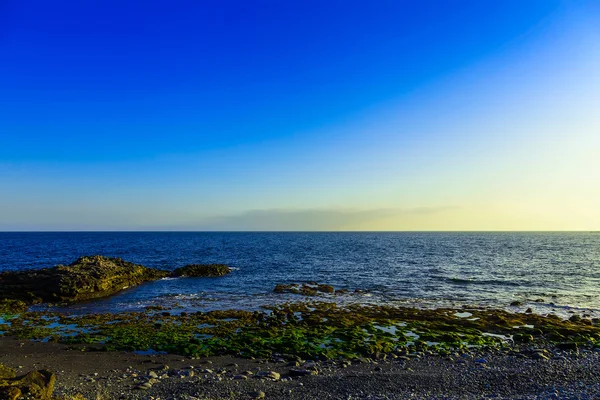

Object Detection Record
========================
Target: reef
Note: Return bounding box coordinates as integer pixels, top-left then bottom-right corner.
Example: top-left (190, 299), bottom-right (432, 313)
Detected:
top-left (0, 256), bottom-right (170, 304)
top-left (172, 264), bottom-right (231, 277)
top-left (2, 302), bottom-right (599, 362)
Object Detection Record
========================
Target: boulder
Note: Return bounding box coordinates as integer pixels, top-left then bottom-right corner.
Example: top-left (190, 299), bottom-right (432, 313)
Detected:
top-left (0, 255), bottom-right (169, 303)
top-left (171, 264), bottom-right (231, 277)
top-left (0, 366), bottom-right (55, 400)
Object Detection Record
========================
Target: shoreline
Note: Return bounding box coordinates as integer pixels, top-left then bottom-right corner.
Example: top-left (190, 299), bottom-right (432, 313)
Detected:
top-left (2, 301), bottom-right (600, 399)
top-left (1, 336), bottom-right (600, 399)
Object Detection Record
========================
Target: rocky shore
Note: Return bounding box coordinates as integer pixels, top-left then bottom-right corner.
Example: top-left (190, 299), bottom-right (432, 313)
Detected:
top-left (0, 256), bottom-right (231, 307)
top-left (2, 256), bottom-right (600, 399)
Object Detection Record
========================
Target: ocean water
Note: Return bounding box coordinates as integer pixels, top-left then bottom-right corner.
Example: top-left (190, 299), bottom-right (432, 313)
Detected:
top-left (1, 232), bottom-right (599, 317)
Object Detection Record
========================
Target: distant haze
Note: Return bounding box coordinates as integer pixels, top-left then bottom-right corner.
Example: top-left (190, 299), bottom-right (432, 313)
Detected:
top-left (1, 1), bottom-right (599, 231)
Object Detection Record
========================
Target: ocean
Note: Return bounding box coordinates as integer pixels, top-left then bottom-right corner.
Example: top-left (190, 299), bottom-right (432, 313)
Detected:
top-left (1, 232), bottom-right (599, 317)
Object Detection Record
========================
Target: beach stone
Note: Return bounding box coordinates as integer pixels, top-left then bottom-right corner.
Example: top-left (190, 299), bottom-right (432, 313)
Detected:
top-left (234, 374), bottom-right (248, 380)
top-left (171, 264), bottom-right (231, 277)
top-left (289, 368), bottom-right (317, 377)
top-left (148, 371), bottom-right (159, 379)
top-left (136, 382), bottom-right (153, 390)
top-left (257, 371), bottom-right (280, 380)
top-left (248, 390), bottom-right (265, 399)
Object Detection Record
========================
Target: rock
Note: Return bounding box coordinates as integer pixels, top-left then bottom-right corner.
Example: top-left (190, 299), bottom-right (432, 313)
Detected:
top-left (257, 371), bottom-right (280, 380)
top-left (136, 382), bottom-right (153, 390)
top-left (0, 299), bottom-right (28, 314)
top-left (513, 333), bottom-right (534, 343)
top-left (148, 371), bottom-right (159, 379)
top-left (532, 352), bottom-right (549, 360)
top-left (273, 283), bottom-right (335, 296)
top-left (510, 301), bottom-right (522, 306)
top-left (0, 255), bottom-right (169, 303)
top-left (233, 374), bottom-right (248, 380)
top-left (556, 342), bottom-right (579, 352)
top-left (0, 387), bottom-right (21, 400)
top-left (0, 369), bottom-right (56, 400)
top-left (288, 368), bottom-right (317, 377)
top-left (248, 391), bottom-right (265, 399)
top-left (569, 315), bottom-right (581, 323)
top-left (171, 264), bottom-right (231, 277)
top-left (0, 365), bottom-right (16, 379)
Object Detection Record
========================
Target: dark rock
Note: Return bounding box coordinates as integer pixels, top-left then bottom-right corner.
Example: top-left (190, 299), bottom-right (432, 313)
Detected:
top-left (0, 255), bottom-right (169, 303)
top-left (569, 315), bottom-right (581, 323)
top-left (510, 301), bottom-right (522, 306)
top-left (288, 368), bottom-right (317, 377)
top-left (525, 308), bottom-right (533, 313)
top-left (171, 264), bottom-right (231, 277)
top-left (512, 333), bottom-right (534, 343)
top-left (556, 342), bottom-right (579, 352)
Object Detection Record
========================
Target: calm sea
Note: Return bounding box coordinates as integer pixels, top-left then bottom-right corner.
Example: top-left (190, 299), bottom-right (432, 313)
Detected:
top-left (1, 232), bottom-right (599, 317)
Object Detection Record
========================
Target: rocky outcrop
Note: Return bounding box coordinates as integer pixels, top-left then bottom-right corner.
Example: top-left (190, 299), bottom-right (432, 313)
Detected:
top-left (0, 255), bottom-right (169, 303)
top-left (172, 264), bottom-right (231, 277)
top-left (0, 364), bottom-right (55, 400)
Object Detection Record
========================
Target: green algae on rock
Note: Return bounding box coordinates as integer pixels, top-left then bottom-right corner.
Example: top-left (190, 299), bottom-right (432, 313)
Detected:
top-left (171, 264), bottom-right (231, 277)
top-left (0, 364), bottom-right (56, 400)
top-left (0, 255), bottom-right (169, 303)
top-left (4, 301), bottom-right (599, 362)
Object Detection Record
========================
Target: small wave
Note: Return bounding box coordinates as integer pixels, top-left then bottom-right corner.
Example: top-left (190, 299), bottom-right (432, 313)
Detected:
top-left (447, 277), bottom-right (522, 287)
top-left (160, 277), bottom-right (181, 281)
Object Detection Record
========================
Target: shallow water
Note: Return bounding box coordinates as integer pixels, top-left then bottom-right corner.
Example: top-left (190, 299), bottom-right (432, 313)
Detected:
top-left (1, 232), bottom-right (600, 317)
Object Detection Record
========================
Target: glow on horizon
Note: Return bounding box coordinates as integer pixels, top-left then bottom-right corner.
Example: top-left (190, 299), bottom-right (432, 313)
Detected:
top-left (0, 1), bottom-right (599, 231)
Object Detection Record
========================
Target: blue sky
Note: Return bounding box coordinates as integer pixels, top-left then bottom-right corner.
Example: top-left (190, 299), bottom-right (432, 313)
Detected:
top-left (1, 1), bottom-right (599, 230)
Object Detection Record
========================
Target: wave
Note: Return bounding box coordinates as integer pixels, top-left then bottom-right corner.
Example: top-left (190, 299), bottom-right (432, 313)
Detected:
top-left (446, 277), bottom-right (523, 287)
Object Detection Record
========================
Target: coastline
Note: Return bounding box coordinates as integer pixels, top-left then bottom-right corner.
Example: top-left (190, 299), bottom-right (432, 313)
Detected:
top-left (2, 300), bottom-right (600, 399)
top-left (1, 335), bottom-right (600, 399)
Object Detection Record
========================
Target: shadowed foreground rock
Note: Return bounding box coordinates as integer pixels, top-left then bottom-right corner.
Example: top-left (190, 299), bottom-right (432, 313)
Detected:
top-left (172, 264), bottom-right (231, 277)
top-left (0, 255), bottom-right (169, 303)
top-left (0, 364), bottom-right (55, 400)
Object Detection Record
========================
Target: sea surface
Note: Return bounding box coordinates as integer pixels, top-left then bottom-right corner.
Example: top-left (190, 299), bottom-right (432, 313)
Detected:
top-left (1, 232), bottom-right (599, 318)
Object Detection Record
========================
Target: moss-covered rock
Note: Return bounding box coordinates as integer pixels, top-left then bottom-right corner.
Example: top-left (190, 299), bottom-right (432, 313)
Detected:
top-left (0, 300), bottom-right (27, 314)
top-left (0, 256), bottom-right (169, 303)
top-left (171, 264), bottom-right (231, 277)
top-left (0, 368), bottom-right (55, 400)
top-left (0, 364), bottom-right (15, 380)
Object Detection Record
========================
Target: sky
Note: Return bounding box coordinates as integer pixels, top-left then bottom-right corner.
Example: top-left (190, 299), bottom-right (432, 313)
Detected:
top-left (1, 0), bottom-right (599, 231)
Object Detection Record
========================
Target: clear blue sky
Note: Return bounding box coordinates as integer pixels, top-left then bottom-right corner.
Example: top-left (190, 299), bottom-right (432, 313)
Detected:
top-left (1, 1), bottom-right (599, 230)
